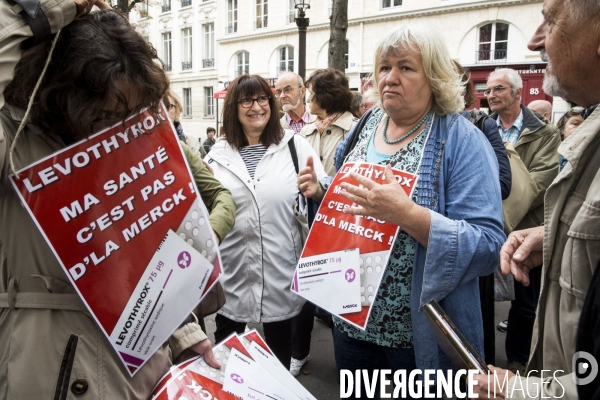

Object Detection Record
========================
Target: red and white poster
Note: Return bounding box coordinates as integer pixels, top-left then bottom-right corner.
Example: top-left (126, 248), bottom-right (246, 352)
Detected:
top-left (152, 331), bottom-right (316, 400)
top-left (292, 162), bottom-right (416, 330)
top-left (9, 104), bottom-right (222, 376)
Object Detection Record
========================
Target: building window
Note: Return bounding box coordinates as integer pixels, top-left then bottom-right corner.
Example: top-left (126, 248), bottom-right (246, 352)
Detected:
top-left (182, 28), bottom-right (192, 70)
top-left (136, 1), bottom-right (148, 17)
top-left (162, 32), bottom-right (172, 71)
top-left (183, 88), bottom-right (192, 116)
top-left (381, 0), bottom-right (401, 8)
top-left (478, 22), bottom-right (509, 62)
top-left (205, 87), bottom-right (214, 116)
top-left (255, 0), bottom-right (268, 29)
top-left (181, 0), bottom-right (191, 7)
top-left (227, 0), bottom-right (237, 34)
top-left (287, 0), bottom-right (295, 24)
top-left (203, 23), bottom-right (214, 68)
top-left (279, 46), bottom-right (294, 74)
top-left (236, 51), bottom-right (249, 76)
top-left (161, 0), bottom-right (171, 12)
top-left (344, 40), bottom-right (349, 69)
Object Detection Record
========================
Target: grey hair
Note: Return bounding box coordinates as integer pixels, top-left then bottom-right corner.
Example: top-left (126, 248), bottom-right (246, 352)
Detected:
top-left (370, 24), bottom-right (464, 115)
top-left (351, 91), bottom-right (363, 110)
top-left (489, 68), bottom-right (523, 95)
top-left (278, 71), bottom-right (304, 87)
top-left (564, 0), bottom-right (600, 24)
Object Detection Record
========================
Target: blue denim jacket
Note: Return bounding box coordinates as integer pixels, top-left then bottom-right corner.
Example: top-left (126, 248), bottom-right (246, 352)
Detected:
top-left (330, 112), bottom-right (505, 370)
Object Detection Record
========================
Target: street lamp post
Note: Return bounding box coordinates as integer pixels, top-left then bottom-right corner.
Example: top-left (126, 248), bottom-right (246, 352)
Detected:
top-left (294, 1), bottom-right (311, 81)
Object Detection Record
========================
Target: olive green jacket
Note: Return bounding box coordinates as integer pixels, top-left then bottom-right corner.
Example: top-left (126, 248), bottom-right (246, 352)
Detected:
top-left (492, 105), bottom-right (561, 229)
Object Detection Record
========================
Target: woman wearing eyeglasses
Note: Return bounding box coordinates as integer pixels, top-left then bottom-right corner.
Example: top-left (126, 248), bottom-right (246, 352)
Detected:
top-left (205, 74), bottom-right (326, 368)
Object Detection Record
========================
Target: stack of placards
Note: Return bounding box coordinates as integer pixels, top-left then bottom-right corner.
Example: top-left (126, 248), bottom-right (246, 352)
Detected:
top-left (291, 162), bottom-right (416, 330)
top-left (151, 330), bottom-right (317, 400)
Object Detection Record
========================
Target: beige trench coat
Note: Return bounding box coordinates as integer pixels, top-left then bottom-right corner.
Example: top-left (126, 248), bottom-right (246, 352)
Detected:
top-left (0, 3), bottom-right (235, 399)
top-left (506, 107), bottom-right (600, 399)
top-left (300, 111), bottom-right (357, 176)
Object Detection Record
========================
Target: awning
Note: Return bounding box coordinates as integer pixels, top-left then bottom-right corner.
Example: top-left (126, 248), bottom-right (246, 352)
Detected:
top-left (213, 89), bottom-right (227, 99)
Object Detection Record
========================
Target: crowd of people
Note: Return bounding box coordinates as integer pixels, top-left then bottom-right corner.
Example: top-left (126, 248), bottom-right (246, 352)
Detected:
top-left (0, 0), bottom-right (599, 399)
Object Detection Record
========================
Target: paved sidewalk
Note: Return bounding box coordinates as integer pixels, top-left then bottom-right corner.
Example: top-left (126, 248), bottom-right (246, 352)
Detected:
top-left (204, 301), bottom-right (512, 399)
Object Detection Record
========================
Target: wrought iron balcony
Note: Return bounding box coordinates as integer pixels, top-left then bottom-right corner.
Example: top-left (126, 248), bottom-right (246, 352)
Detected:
top-left (164, 63), bottom-right (172, 72)
top-left (202, 58), bottom-right (214, 68)
top-left (226, 23), bottom-right (237, 34)
top-left (182, 61), bottom-right (192, 70)
top-left (181, 0), bottom-right (191, 7)
top-left (476, 49), bottom-right (507, 63)
top-left (161, 3), bottom-right (171, 12)
top-left (255, 16), bottom-right (268, 29)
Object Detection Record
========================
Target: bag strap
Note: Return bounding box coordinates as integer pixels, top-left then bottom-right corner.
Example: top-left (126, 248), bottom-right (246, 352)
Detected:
top-left (341, 108), bottom-right (374, 164)
top-left (288, 137), bottom-right (300, 174)
top-left (287, 136), bottom-right (315, 226)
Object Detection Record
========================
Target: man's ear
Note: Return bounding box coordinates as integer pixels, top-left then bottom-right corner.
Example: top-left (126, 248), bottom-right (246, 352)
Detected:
top-left (515, 87), bottom-right (522, 100)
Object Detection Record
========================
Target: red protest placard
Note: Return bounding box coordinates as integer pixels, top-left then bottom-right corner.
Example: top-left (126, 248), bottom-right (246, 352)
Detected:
top-left (9, 104), bottom-right (222, 376)
top-left (292, 162), bottom-right (416, 330)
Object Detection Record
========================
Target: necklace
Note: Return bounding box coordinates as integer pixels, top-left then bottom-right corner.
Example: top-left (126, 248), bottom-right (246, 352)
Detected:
top-left (382, 111), bottom-right (430, 145)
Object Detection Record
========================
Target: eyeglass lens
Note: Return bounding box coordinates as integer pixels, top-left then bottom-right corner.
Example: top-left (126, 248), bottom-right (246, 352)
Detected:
top-left (240, 96), bottom-right (270, 108)
top-left (484, 86), bottom-right (507, 96)
top-left (275, 86), bottom-right (299, 97)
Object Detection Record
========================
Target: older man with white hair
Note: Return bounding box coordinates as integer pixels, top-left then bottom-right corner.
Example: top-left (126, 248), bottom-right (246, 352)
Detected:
top-left (275, 72), bottom-right (313, 134)
top-left (486, 67), bottom-right (561, 377)
top-left (472, 0), bottom-right (600, 398)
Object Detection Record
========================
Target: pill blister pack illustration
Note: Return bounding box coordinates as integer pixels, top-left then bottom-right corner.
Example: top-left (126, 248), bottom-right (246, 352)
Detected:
top-left (359, 251), bottom-right (388, 307)
top-left (186, 340), bottom-right (230, 384)
top-left (175, 200), bottom-right (217, 264)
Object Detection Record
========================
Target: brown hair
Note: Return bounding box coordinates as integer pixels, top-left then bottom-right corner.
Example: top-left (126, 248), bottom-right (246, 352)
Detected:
top-left (557, 106), bottom-right (585, 140)
top-left (5, 10), bottom-right (169, 141)
top-left (453, 60), bottom-right (475, 109)
top-left (305, 68), bottom-right (353, 115)
top-left (221, 74), bottom-right (283, 149)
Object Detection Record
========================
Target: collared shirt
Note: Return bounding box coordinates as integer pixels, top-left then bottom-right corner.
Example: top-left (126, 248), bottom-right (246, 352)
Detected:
top-left (286, 108), bottom-right (311, 134)
top-left (496, 110), bottom-right (524, 145)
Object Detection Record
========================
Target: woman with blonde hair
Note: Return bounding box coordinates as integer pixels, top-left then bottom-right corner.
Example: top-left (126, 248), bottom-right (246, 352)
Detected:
top-left (164, 89), bottom-right (186, 141)
top-left (299, 24), bottom-right (505, 397)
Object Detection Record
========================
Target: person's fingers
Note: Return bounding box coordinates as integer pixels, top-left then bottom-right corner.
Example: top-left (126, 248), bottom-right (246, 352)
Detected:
top-left (305, 155), bottom-right (314, 170)
top-left (349, 171), bottom-right (377, 190)
top-left (499, 234), bottom-right (519, 274)
top-left (342, 205), bottom-right (365, 216)
top-left (199, 342), bottom-right (221, 369)
top-left (513, 226), bottom-right (543, 261)
top-left (383, 164), bottom-right (397, 185)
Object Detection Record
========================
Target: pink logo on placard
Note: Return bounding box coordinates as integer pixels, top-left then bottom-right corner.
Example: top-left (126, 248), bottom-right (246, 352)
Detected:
top-left (230, 373), bottom-right (244, 384)
top-left (177, 251), bottom-right (191, 269)
top-left (345, 269), bottom-right (356, 283)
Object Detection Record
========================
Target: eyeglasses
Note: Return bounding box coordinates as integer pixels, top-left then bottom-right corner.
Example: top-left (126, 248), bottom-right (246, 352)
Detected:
top-left (483, 85), bottom-right (509, 96)
top-left (167, 102), bottom-right (176, 110)
top-left (275, 86), bottom-right (301, 97)
top-left (238, 95), bottom-right (270, 108)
